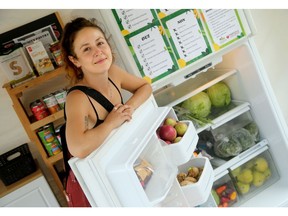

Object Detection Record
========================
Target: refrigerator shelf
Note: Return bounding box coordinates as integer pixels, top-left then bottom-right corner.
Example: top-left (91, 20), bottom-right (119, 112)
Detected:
top-left (195, 100), bottom-right (250, 133)
top-left (211, 139), bottom-right (269, 177)
top-left (154, 68), bottom-right (238, 107)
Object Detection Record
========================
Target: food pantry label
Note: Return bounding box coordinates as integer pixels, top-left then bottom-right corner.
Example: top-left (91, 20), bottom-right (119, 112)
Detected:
top-left (125, 21), bottom-right (178, 83)
top-left (112, 9), bottom-right (158, 35)
top-left (161, 9), bottom-right (212, 68)
top-left (200, 9), bottom-right (246, 51)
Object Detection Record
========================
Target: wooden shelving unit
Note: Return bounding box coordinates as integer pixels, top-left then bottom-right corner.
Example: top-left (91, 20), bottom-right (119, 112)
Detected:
top-left (3, 66), bottom-right (67, 201)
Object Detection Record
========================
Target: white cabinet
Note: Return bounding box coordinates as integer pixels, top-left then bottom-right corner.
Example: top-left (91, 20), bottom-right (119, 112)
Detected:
top-left (0, 175), bottom-right (59, 207)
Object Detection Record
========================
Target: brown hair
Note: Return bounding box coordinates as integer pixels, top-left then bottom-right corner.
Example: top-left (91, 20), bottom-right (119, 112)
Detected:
top-left (60, 17), bottom-right (113, 85)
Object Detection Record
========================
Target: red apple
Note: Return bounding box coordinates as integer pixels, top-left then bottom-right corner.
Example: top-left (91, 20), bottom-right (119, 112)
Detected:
top-left (159, 125), bottom-right (177, 142)
top-left (163, 117), bottom-right (177, 127)
top-left (174, 122), bottom-right (188, 136)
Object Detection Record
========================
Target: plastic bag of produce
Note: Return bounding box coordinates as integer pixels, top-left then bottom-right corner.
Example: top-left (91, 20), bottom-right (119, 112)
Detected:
top-left (214, 135), bottom-right (243, 158)
top-left (230, 128), bottom-right (255, 151)
top-left (244, 121), bottom-right (260, 143)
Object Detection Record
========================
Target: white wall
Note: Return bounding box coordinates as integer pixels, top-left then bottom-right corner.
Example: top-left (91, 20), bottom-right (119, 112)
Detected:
top-left (250, 10), bottom-right (288, 125)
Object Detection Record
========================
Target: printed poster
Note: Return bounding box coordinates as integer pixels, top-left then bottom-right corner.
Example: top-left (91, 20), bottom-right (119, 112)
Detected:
top-left (161, 9), bottom-right (212, 69)
top-left (200, 9), bottom-right (246, 51)
top-left (125, 21), bottom-right (178, 83)
top-left (112, 9), bottom-right (158, 36)
top-left (156, 9), bottom-right (179, 19)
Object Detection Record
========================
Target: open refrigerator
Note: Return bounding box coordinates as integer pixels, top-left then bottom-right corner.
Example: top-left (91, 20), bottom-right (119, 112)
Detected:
top-left (68, 9), bottom-right (288, 207)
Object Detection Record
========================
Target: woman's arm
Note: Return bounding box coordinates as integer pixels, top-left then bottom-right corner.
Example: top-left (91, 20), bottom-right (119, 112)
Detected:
top-left (110, 64), bottom-right (153, 111)
top-left (65, 90), bottom-right (132, 158)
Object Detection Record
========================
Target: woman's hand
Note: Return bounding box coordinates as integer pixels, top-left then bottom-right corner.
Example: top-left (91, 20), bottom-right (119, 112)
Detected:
top-left (104, 104), bottom-right (133, 128)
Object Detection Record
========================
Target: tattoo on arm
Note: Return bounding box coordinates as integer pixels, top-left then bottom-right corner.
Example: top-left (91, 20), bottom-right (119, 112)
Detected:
top-left (84, 116), bottom-right (88, 130)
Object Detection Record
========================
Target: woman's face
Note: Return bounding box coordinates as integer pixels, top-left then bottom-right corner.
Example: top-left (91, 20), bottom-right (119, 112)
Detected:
top-left (69, 27), bottom-right (113, 76)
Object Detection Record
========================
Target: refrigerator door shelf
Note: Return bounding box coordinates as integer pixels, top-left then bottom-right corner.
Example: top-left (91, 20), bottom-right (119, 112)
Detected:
top-left (106, 134), bottom-right (177, 207)
top-left (158, 178), bottom-right (190, 207)
top-left (177, 157), bottom-right (214, 206)
top-left (161, 120), bottom-right (199, 166)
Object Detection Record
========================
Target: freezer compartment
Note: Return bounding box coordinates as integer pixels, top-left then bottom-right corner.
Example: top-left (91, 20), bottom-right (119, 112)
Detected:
top-left (229, 148), bottom-right (280, 206)
top-left (106, 134), bottom-right (177, 206)
top-left (212, 171), bottom-right (239, 207)
top-left (156, 109), bottom-right (199, 166)
top-left (176, 157), bottom-right (214, 206)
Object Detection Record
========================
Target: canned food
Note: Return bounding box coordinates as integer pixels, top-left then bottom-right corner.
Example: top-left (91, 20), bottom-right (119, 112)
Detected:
top-left (37, 124), bottom-right (62, 156)
top-left (49, 41), bottom-right (63, 66)
top-left (54, 89), bottom-right (67, 109)
top-left (42, 93), bottom-right (61, 114)
top-left (30, 99), bottom-right (49, 121)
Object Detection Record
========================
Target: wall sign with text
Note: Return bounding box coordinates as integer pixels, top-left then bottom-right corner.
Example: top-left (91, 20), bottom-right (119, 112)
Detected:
top-left (200, 9), bottom-right (246, 51)
top-left (112, 9), bottom-right (246, 85)
top-left (160, 9), bottom-right (212, 69)
top-left (124, 21), bottom-right (178, 83)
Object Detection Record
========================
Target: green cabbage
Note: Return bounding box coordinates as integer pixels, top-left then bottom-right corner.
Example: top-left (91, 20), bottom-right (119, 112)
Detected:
top-left (207, 82), bottom-right (231, 107)
top-left (181, 92), bottom-right (211, 118)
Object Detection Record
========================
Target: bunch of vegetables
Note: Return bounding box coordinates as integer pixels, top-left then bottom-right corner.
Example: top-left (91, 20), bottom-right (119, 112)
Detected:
top-left (174, 81), bottom-right (232, 127)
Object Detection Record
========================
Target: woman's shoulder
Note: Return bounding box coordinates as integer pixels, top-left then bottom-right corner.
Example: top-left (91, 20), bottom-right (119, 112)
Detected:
top-left (109, 64), bottom-right (127, 75)
top-left (66, 85), bottom-right (89, 102)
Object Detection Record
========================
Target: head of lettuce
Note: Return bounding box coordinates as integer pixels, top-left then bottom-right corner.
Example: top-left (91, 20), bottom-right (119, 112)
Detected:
top-left (181, 91), bottom-right (211, 118)
top-left (206, 82), bottom-right (231, 107)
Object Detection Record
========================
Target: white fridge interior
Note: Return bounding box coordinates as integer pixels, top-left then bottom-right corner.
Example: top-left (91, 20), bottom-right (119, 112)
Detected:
top-left (153, 40), bottom-right (288, 207)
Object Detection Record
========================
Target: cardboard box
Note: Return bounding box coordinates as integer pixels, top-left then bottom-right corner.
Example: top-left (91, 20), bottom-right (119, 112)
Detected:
top-left (0, 44), bottom-right (36, 87)
top-left (26, 40), bottom-right (54, 75)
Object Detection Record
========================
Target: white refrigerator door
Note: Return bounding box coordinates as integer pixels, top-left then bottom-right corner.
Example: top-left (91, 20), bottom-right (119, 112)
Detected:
top-left (69, 97), bottom-right (180, 207)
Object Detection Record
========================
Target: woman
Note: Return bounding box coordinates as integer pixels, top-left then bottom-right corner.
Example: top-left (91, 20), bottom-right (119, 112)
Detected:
top-left (60, 17), bottom-right (152, 207)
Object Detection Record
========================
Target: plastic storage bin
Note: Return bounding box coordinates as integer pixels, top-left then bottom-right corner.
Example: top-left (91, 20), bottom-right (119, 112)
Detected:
top-left (212, 171), bottom-right (239, 207)
top-left (177, 157), bottom-right (214, 206)
top-left (157, 109), bottom-right (199, 166)
top-left (0, 143), bottom-right (36, 186)
top-left (229, 149), bottom-right (280, 206)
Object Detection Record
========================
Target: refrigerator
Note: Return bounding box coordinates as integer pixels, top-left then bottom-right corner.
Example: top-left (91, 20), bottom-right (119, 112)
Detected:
top-left (68, 9), bottom-right (288, 207)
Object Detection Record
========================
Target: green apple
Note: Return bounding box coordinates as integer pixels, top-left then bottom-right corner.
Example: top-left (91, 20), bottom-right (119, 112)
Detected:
top-left (231, 167), bottom-right (242, 177)
top-left (253, 170), bottom-right (266, 187)
top-left (236, 181), bottom-right (250, 194)
top-left (237, 168), bottom-right (253, 184)
top-left (174, 122), bottom-right (188, 136)
top-left (254, 157), bottom-right (269, 172)
top-left (263, 168), bottom-right (272, 180)
top-left (173, 136), bottom-right (182, 143)
top-left (164, 117), bottom-right (177, 127)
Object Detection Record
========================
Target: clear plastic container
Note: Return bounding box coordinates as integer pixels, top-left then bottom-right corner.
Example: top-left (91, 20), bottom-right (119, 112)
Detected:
top-left (177, 157), bottom-right (214, 206)
top-left (212, 172), bottom-right (239, 207)
top-left (229, 149), bottom-right (280, 206)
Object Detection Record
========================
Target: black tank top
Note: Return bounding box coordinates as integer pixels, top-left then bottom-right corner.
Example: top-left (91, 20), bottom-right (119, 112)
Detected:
top-left (61, 78), bottom-right (124, 183)
top-left (67, 77), bottom-right (124, 127)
